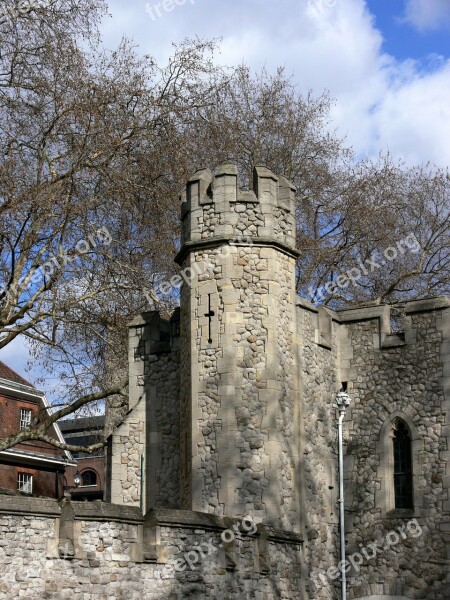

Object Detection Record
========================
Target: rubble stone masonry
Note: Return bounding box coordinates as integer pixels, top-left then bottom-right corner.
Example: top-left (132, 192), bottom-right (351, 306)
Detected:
top-left (2, 165), bottom-right (448, 599)
top-left (178, 165), bottom-right (302, 531)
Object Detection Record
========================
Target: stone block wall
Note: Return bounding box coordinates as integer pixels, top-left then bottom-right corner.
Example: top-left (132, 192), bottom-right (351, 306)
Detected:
top-left (338, 299), bottom-right (450, 600)
top-left (296, 299), bottom-right (340, 600)
top-left (298, 298), bottom-right (450, 600)
top-left (180, 164), bottom-right (296, 251)
top-left (0, 496), bottom-right (306, 599)
top-left (178, 165), bottom-right (302, 531)
top-left (109, 312), bottom-right (180, 511)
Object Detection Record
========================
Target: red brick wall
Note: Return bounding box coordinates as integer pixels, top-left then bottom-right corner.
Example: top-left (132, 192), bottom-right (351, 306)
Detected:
top-left (0, 394), bottom-right (66, 459)
top-left (0, 463), bottom-right (63, 498)
top-left (65, 456), bottom-right (105, 499)
top-left (0, 392), bottom-right (68, 499)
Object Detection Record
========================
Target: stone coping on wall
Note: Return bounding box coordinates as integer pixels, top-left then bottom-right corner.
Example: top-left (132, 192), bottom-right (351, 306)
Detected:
top-left (0, 494), bottom-right (61, 517)
top-left (296, 295), bottom-right (450, 352)
top-left (295, 296), bottom-right (319, 313)
top-left (146, 508), bottom-right (230, 531)
top-left (0, 496), bottom-right (304, 546)
top-left (175, 235), bottom-right (301, 264)
top-left (295, 295), bottom-right (450, 321)
top-left (334, 296), bottom-right (450, 322)
top-left (146, 508), bottom-right (304, 544)
top-left (352, 596), bottom-right (415, 600)
top-left (62, 499), bottom-right (144, 524)
top-left (128, 308), bottom-right (180, 329)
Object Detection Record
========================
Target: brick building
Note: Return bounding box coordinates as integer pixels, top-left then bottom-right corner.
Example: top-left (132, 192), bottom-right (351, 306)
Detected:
top-left (58, 416), bottom-right (105, 501)
top-left (0, 361), bottom-right (75, 498)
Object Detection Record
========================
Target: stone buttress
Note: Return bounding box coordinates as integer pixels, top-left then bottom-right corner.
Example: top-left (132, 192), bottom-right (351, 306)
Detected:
top-left (108, 311), bottom-right (180, 512)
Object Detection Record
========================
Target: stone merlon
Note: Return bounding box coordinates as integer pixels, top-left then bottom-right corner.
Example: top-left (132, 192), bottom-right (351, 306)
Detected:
top-left (176, 163), bottom-right (298, 263)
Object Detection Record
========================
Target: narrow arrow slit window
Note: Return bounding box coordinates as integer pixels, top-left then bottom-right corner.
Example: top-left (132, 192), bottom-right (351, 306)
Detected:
top-left (393, 420), bottom-right (413, 509)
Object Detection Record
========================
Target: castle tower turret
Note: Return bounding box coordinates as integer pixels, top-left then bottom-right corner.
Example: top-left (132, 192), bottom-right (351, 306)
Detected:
top-left (176, 164), bottom-right (302, 530)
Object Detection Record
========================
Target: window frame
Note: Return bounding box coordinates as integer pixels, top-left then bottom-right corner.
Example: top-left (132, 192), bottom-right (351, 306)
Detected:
top-left (376, 411), bottom-right (422, 517)
top-left (17, 472), bottom-right (33, 494)
top-left (393, 420), bottom-right (414, 509)
top-left (79, 470), bottom-right (98, 488)
top-left (19, 408), bottom-right (32, 431)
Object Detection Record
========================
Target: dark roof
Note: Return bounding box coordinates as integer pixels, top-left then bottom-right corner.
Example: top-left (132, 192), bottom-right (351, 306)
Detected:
top-left (58, 416), bottom-right (105, 433)
top-left (0, 360), bottom-right (35, 388)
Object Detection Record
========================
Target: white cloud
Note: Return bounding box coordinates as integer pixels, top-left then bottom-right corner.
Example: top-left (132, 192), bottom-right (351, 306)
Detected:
top-left (87, 1), bottom-right (450, 167)
top-left (0, 336), bottom-right (34, 382)
top-left (370, 60), bottom-right (450, 166)
top-left (404, 0), bottom-right (450, 32)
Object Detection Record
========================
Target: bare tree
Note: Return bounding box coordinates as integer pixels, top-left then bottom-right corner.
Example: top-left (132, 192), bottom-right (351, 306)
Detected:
top-left (185, 66), bottom-right (450, 305)
top-left (0, 4), bottom-right (448, 454)
top-left (0, 1), bottom-right (227, 451)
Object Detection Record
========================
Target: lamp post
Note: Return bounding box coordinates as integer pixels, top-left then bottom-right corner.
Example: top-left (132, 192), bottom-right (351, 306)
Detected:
top-left (335, 390), bottom-right (351, 600)
top-left (63, 470), bottom-right (81, 499)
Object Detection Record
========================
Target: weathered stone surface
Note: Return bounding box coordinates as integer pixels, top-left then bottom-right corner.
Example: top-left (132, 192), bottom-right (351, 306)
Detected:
top-left (9, 165), bottom-right (447, 599)
top-left (0, 504), bottom-right (304, 599)
top-left (301, 300), bottom-right (450, 599)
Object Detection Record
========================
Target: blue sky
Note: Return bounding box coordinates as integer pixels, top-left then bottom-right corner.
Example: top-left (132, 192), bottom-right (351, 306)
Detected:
top-left (2, 0), bottom-right (450, 390)
top-left (366, 0), bottom-right (450, 61)
top-left (99, 0), bottom-right (450, 165)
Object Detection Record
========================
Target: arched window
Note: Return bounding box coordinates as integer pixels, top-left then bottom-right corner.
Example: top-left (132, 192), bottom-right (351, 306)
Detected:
top-left (376, 412), bottom-right (421, 516)
top-left (80, 470), bottom-right (97, 487)
top-left (393, 420), bottom-right (413, 509)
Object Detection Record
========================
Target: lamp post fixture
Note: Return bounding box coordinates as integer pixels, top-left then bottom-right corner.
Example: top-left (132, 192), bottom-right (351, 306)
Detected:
top-left (335, 390), bottom-right (351, 600)
top-left (63, 470), bottom-right (81, 499)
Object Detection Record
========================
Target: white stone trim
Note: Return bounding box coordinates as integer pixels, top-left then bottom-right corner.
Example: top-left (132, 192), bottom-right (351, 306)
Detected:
top-left (375, 411), bottom-right (423, 517)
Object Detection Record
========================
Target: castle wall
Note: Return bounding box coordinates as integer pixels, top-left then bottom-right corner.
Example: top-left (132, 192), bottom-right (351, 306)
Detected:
top-left (109, 312), bottom-right (180, 510)
top-left (0, 496), bottom-right (304, 600)
top-left (298, 299), bottom-right (450, 600)
top-left (102, 164), bottom-right (449, 599)
top-left (178, 165), bottom-right (302, 532)
top-left (296, 300), bottom-right (340, 600)
top-left (338, 299), bottom-right (450, 600)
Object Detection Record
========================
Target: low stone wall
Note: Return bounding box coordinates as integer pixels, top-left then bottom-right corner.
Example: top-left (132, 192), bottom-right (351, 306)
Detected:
top-left (0, 496), bottom-right (306, 599)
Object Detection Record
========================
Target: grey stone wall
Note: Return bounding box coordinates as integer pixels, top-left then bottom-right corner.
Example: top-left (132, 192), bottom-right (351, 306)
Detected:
top-left (296, 300), bottom-right (340, 600)
top-left (339, 300), bottom-right (450, 600)
top-left (110, 312), bottom-right (180, 511)
top-left (179, 165), bottom-right (296, 252)
top-left (298, 299), bottom-right (450, 600)
top-left (178, 165), bottom-right (302, 531)
top-left (0, 497), bottom-right (305, 599)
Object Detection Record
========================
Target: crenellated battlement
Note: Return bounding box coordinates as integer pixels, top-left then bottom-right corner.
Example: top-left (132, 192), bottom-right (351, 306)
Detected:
top-left (177, 164), bottom-right (297, 262)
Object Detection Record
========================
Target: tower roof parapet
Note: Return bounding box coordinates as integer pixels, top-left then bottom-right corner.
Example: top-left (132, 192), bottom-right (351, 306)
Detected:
top-left (178, 163), bottom-right (298, 262)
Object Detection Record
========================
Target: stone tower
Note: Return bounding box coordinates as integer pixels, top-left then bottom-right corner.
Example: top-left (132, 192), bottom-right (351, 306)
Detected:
top-left (176, 164), bottom-right (302, 531)
top-left (106, 163), bottom-right (450, 599)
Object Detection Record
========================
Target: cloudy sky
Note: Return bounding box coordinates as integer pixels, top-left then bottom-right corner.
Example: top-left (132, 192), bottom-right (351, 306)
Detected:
top-left (101, 0), bottom-right (450, 166)
top-left (3, 0), bottom-right (450, 386)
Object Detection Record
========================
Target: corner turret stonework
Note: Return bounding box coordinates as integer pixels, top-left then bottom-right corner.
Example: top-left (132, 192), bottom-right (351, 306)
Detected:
top-left (104, 164), bottom-right (450, 600)
top-left (177, 165), bottom-right (302, 531)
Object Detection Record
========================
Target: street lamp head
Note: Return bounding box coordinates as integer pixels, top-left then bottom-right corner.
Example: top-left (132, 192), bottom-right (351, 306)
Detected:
top-left (335, 391), bottom-right (351, 410)
top-left (73, 471), bottom-right (81, 488)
